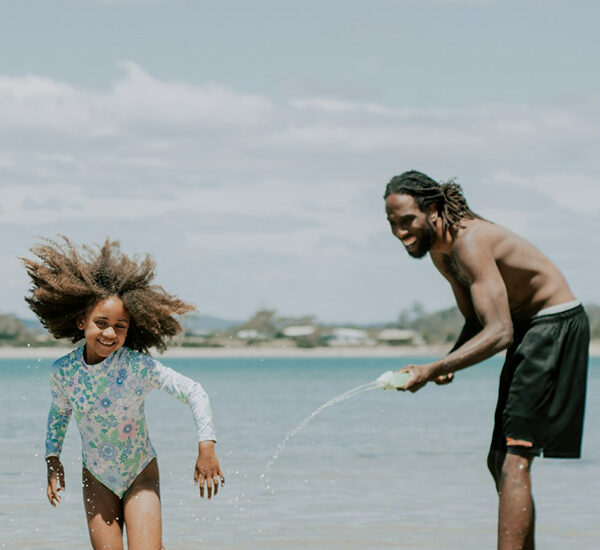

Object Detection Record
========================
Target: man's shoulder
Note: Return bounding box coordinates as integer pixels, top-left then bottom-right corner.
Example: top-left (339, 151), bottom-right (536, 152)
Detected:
top-left (452, 219), bottom-right (507, 256)
top-left (454, 218), bottom-right (496, 241)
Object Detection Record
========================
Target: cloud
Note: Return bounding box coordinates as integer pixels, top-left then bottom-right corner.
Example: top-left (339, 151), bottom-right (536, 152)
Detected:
top-left (290, 98), bottom-right (396, 115)
top-left (489, 172), bottom-right (600, 213)
top-left (267, 123), bottom-right (482, 150)
top-left (0, 62), bottom-right (272, 137)
top-left (1, 66), bottom-right (599, 321)
top-left (283, 97), bottom-right (600, 163)
top-left (111, 62), bottom-right (272, 126)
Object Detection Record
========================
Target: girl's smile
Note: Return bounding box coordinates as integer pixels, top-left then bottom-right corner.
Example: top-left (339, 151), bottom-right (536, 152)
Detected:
top-left (77, 296), bottom-right (130, 365)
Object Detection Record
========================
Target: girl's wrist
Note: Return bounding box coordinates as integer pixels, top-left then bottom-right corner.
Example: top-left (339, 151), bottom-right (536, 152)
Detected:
top-left (198, 440), bottom-right (215, 452)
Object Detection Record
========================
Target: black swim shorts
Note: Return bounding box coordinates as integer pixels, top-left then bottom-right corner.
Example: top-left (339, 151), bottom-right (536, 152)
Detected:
top-left (490, 304), bottom-right (590, 458)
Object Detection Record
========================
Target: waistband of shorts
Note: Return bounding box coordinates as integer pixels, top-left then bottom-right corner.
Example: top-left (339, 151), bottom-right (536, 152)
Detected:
top-left (529, 302), bottom-right (584, 324)
top-left (532, 300), bottom-right (581, 318)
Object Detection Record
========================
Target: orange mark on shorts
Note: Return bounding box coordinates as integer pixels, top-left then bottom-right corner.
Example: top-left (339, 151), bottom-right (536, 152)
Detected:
top-left (506, 437), bottom-right (533, 448)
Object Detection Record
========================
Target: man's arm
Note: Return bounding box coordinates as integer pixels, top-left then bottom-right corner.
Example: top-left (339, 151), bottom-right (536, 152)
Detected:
top-left (432, 252), bottom-right (482, 354)
top-left (448, 283), bottom-right (483, 353)
top-left (406, 232), bottom-right (513, 389)
top-left (426, 262), bottom-right (481, 385)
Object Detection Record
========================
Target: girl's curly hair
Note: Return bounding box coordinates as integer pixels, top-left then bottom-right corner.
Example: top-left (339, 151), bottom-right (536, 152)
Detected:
top-left (23, 237), bottom-right (194, 353)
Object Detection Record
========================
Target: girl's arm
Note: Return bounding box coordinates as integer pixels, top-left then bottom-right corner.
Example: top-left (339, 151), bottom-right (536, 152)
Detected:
top-left (45, 368), bottom-right (72, 506)
top-left (148, 359), bottom-right (217, 441)
top-left (147, 356), bottom-right (224, 498)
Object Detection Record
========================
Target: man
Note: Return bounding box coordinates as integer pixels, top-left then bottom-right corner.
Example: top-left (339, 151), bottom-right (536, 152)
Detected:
top-left (384, 170), bottom-right (589, 550)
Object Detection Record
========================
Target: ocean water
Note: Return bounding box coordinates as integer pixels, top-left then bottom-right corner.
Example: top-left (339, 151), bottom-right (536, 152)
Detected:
top-left (1, 354), bottom-right (598, 549)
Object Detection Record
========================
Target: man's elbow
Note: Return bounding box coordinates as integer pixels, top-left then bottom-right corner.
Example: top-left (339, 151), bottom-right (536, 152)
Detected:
top-left (494, 324), bottom-right (513, 351)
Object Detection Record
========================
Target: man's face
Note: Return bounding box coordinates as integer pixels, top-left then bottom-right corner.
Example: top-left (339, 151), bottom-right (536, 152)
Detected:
top-left (385, 193), bottom-right (436, 258)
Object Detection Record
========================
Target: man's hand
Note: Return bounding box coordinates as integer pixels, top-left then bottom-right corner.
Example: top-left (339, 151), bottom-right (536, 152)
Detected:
top-left (399, 364), bottom-right (454, 392)
top-left (434, 372), bottom-right (454, 385)
top-left (194, 441), bottom-right (225, 500)
top-left (46, 456), bottom-right (65, 507)
top-left (398, 364), bottom-right (433, 393)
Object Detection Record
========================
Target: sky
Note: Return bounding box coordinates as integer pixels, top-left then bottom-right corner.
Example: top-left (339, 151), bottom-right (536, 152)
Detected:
top-left (1, 0), bottom-right (599, 324)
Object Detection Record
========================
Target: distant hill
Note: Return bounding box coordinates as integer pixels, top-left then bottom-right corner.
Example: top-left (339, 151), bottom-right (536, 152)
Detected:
top-left (0, 314), bottom-right (38, 345)
top-left (399, 302), bottom-right (600, 344)
top-left (0, 303), bottom-right (597, 346)
top-left (182, 313), bottom-right (242, 334)
top-left (19, 313), bottom-right (241, 335)
top-left (587, 304), bottom-right (600, 339)
top-left (19, 317), bottom-right (45, 333)
top-left (398, 306), bottom-right (463, 344)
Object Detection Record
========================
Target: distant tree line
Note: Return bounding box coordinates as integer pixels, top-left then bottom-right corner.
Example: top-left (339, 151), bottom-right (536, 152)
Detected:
top-left (1, 303), bottom-right (599, 347)
top-left (0, 314), bottom-right (41, 346)
top-left (397, 302), bottom-right (600, 344)
top-left (396, 303), bottom-right (464, 344)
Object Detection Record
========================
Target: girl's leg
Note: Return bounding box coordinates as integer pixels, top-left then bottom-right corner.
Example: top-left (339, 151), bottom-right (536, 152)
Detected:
top-left (122, 458), bottom-right (163, 550)
top-left (82, 467), bottom-right (124, 550)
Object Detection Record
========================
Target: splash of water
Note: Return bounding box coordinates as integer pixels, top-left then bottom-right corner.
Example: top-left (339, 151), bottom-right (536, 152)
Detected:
top-left (260, 380), bottom-right (380, 487)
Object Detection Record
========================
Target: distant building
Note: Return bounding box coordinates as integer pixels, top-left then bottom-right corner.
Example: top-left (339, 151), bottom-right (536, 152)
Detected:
top-left (236, 329), bottom-right (267, 340)
top-left (281, 325), bottom-right (317, 338)
top-left (322, 327), bottom-right (374, 347)
top-left (376, 328), bottom-right (424, 346)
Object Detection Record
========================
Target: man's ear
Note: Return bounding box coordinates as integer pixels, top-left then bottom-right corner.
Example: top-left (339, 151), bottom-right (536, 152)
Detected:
top-left (428, 204), bottom-right (438, 223)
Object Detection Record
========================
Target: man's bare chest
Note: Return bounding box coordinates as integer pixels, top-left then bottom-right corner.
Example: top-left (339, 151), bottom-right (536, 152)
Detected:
top-left (441, 253), bottom-right (471, 288)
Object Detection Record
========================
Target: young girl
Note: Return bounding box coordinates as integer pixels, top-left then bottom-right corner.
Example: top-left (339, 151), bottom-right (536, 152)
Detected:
top-left (24, 237), bottom-right (224, 550)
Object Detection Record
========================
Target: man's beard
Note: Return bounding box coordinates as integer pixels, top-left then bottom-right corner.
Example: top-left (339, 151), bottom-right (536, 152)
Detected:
top-left (407, 219), bottom-right (436, 259)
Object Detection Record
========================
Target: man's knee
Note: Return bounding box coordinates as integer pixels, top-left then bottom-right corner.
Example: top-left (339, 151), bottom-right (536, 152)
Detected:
top-left (487, 450), bottom-right (504, 484)
top-left (498, 452), bottom-right (535, 489)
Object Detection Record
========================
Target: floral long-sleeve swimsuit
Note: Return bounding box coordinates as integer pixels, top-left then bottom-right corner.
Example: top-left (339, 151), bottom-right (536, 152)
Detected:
top-left (45, 346), bottom-right (217, 498)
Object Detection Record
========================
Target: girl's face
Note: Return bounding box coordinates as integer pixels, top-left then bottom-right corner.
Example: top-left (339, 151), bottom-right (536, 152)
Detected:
top-left (77, 296), bottom-right (130, 365)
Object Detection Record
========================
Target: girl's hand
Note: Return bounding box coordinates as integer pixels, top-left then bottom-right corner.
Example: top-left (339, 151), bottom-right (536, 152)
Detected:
top-left (46, 456), bottom-right (65, 507)
top-left (194, 441), bottom-right (224, 500)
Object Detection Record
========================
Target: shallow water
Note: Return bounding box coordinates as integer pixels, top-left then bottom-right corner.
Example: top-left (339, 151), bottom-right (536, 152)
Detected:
top-left (261, 380), bottom-right (380, 487)
top-left (1, 355), bottom-right (599, 549)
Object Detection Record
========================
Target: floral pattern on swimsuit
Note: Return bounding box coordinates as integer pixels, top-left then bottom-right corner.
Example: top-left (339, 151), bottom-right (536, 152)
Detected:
top-left (45, 346), bottom-right (216, 498)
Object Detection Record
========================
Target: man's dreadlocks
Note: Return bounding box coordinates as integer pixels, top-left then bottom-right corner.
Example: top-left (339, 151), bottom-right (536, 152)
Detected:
top-left (384, 170), bottom-right (481, 233)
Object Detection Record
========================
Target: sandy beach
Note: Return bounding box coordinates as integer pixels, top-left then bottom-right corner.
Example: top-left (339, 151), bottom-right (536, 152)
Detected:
top-left (1, 341), bottom-right (599, 359)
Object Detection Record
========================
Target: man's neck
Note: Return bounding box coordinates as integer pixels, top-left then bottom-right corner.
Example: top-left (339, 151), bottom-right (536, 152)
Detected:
top-left (430, 218), bottom-right (455, 256)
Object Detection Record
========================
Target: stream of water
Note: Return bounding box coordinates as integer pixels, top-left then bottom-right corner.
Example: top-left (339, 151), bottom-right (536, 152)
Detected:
top-left (260, 379), bottom-right (380, 487)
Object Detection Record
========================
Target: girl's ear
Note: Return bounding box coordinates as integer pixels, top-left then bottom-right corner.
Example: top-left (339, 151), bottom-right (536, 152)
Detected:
top-left (76, 317), bottom-right (85, 330)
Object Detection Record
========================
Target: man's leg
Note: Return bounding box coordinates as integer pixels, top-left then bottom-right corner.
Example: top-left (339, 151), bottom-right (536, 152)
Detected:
top-left (488, 449), bottom-right (535, 550)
